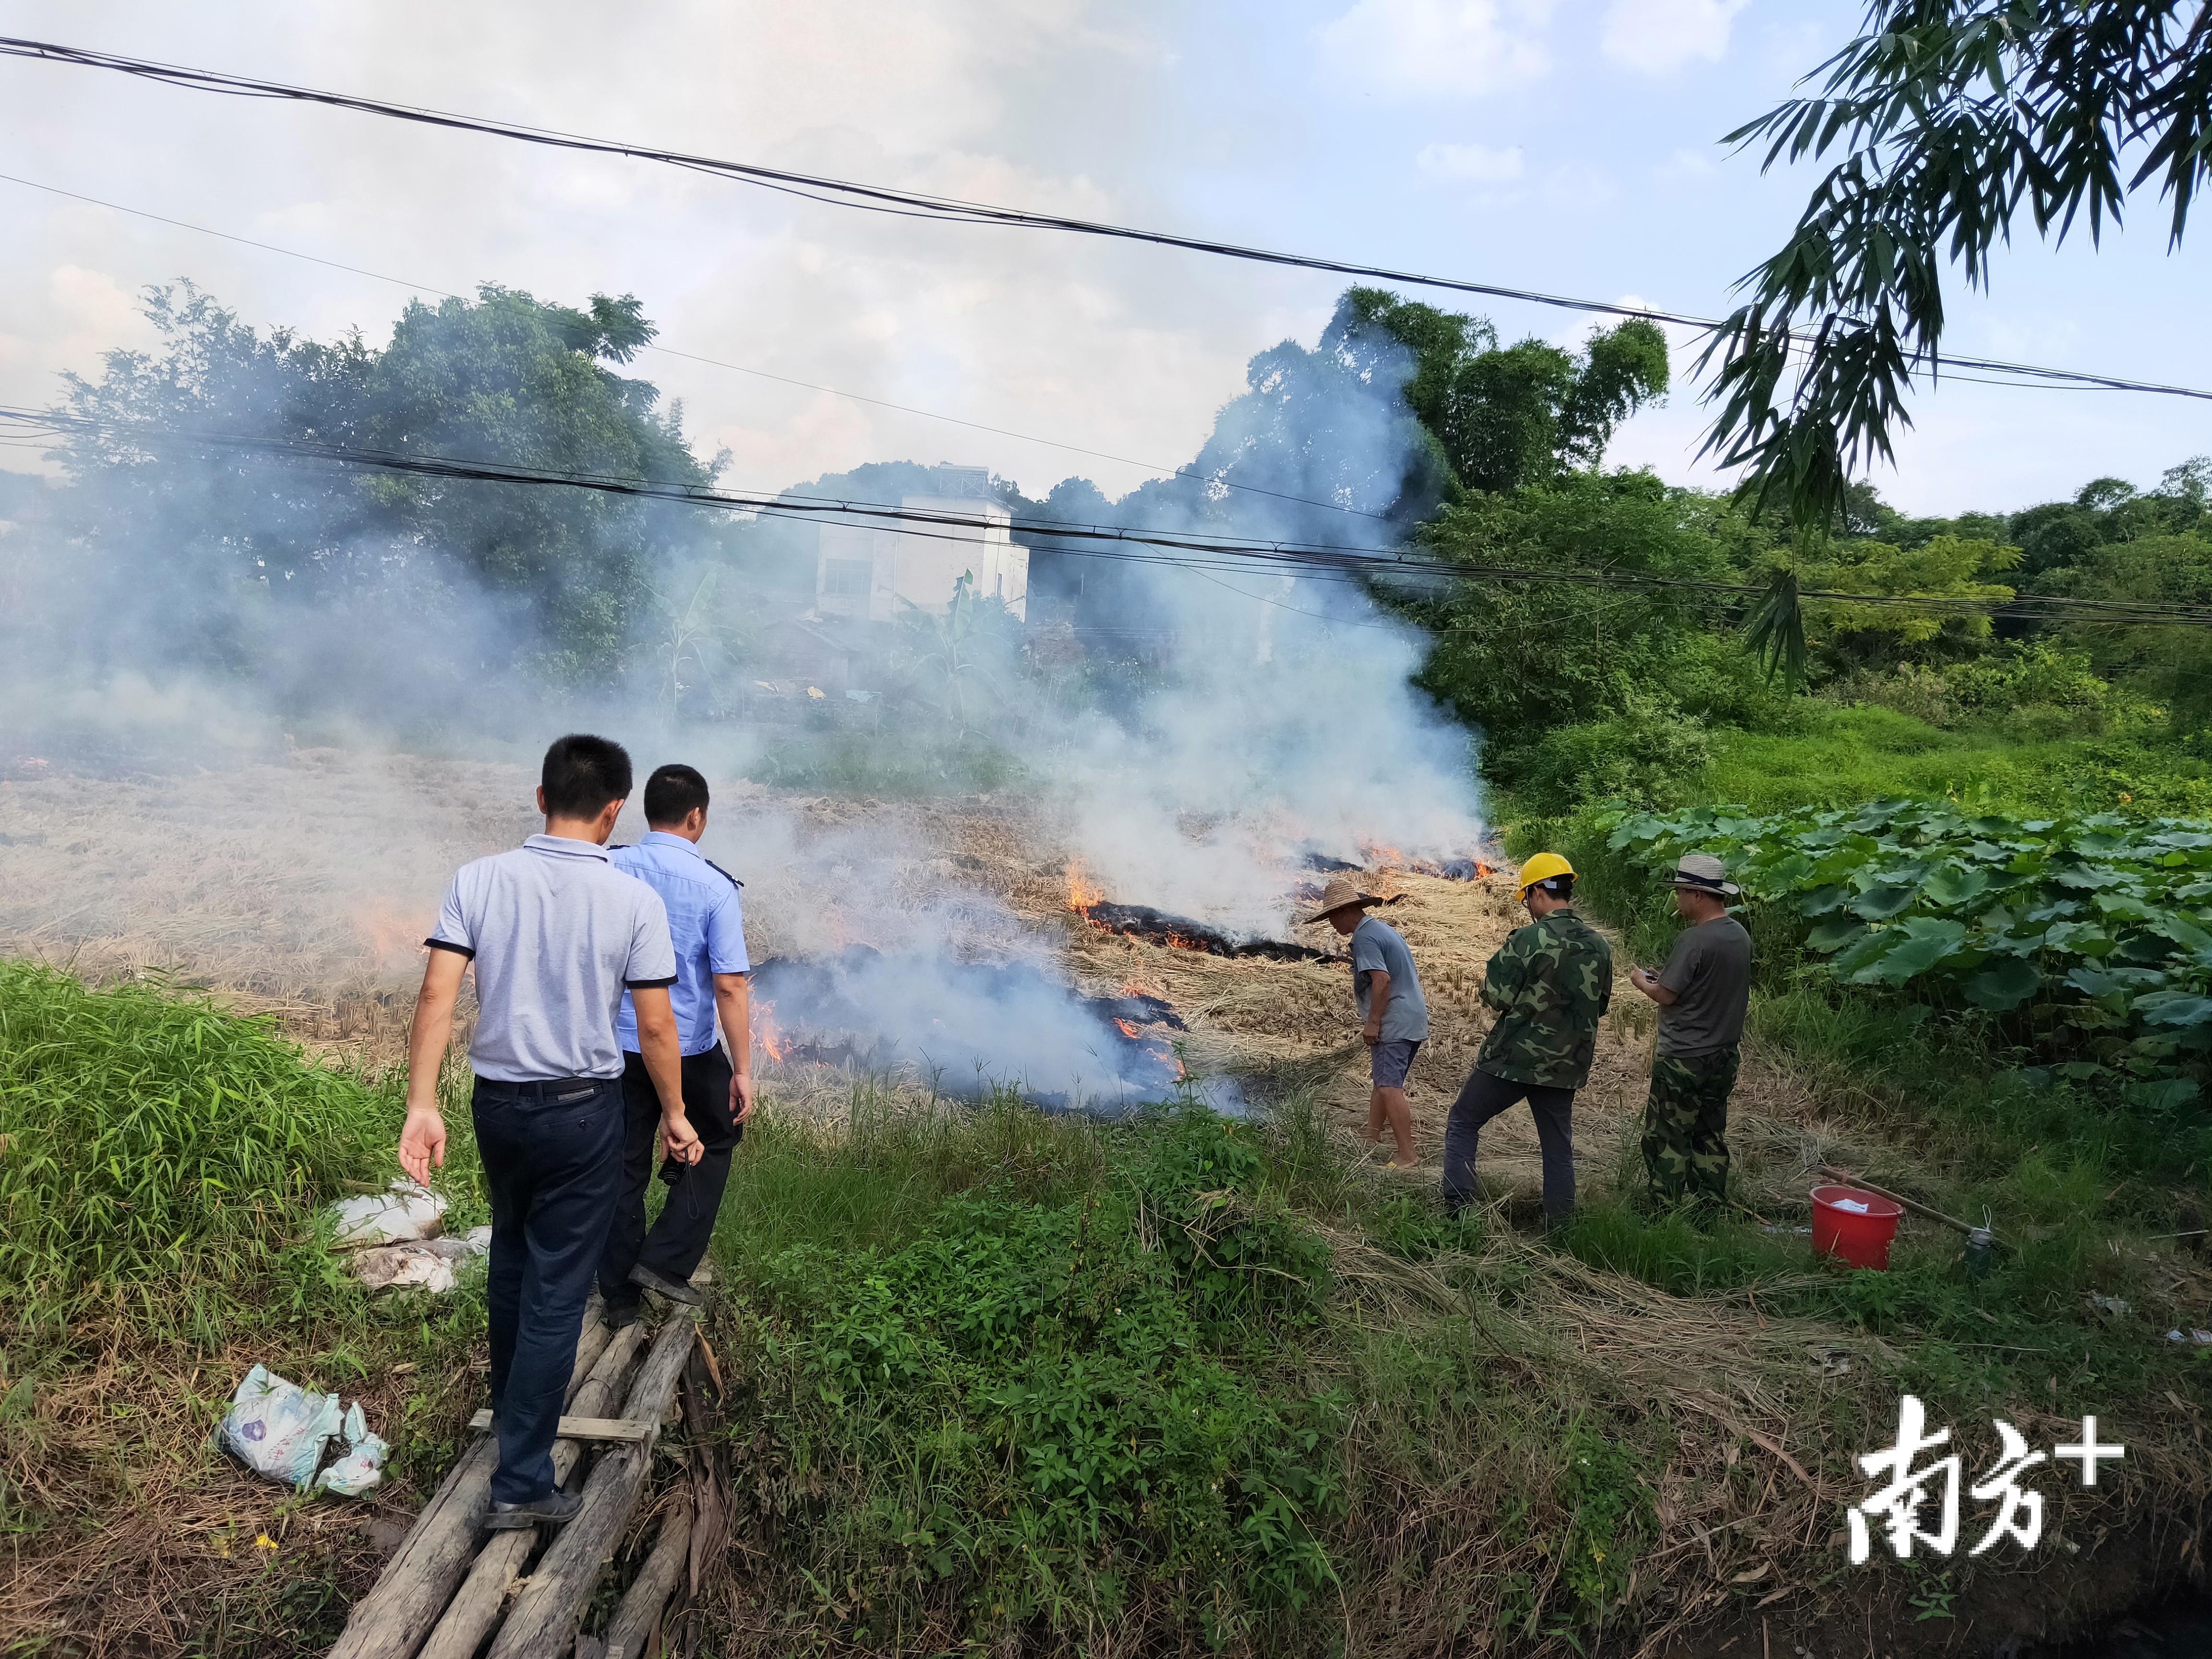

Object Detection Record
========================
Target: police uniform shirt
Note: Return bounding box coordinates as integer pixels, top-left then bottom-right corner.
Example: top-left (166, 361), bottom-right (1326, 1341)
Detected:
top-left (425, 834), bottom-right (677, 1082)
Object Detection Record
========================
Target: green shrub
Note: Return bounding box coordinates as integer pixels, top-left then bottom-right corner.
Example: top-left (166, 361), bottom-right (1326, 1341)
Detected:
top-left (1599, 799), bottom-right (2212, 1096)
top-left (728, 1105), bottom-right (1343, 1649)
top-left (1504, 696), bottom-right (1714, 815)
top-left (0, 962), bottom-right (392, 1333)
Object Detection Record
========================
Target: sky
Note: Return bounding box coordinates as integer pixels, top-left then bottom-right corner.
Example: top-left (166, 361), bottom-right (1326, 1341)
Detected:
top-left (0, 0), bottom-right (2205, 517)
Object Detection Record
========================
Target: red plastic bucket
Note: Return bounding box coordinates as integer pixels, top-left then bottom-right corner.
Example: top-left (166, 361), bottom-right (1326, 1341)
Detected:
top-left (1811, 1185), bottom-right (1904, 1271)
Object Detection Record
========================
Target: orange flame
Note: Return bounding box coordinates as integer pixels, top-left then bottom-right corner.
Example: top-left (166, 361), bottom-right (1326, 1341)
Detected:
top-left (1065, 859), bottom-right (1105, 914)
top-left (756, 1000), bottom-right (788, 1064)
top-left (1114, 1018), bottom-right (1142, 1039)
top-left (353, 906), bottom-right (430, 970)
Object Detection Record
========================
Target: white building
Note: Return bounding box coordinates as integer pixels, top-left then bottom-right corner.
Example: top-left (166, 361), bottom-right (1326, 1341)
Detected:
top-left (815, 464), bottom-right (1028, 622)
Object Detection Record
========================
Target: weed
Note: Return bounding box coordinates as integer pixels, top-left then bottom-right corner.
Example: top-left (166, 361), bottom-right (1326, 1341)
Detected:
top-left (0, 962), bottom-right (395, 1341)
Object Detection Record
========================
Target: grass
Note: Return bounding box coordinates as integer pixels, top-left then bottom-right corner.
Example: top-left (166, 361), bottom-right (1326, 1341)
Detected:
top-left (0, 964), bottom-right (496, 1657)
top-left (0, 961), bottom-right (397, 1341)
top-left (1692, 703), bottom-right (2212, 817)
top-left (6, 966), bottom-right (2208, 1657)
top-left (700, 1094), bottom-right (1699, 1657)
top-left (694, 1084), bottom-right (2212, 1657)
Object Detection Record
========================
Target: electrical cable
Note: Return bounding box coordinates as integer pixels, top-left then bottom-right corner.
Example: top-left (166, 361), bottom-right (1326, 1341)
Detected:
top-left (0, 169), bottom-right (1394, 527)
top-left (5, 35), bottom-right (2211, 406)
top-left (10, 403), bottom-right (2211, 629)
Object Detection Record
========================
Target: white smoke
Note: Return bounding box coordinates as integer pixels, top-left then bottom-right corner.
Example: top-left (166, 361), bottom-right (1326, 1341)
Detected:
top-left (0, 287), bottom-right (1481, 1107)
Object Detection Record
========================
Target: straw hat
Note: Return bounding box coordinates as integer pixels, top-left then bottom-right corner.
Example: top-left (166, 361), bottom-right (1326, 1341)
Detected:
top-left (1303, 874), bottom-right (1382, 924)
top-left (1663, 852), bottom-right (1741, 897)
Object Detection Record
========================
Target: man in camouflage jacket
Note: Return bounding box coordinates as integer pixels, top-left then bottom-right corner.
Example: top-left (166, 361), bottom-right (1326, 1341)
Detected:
top-left (1442, 853), bottom-right (1613, 1224)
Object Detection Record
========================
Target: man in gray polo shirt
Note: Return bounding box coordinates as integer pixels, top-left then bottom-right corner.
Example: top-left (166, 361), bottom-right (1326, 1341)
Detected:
top-left (1629, 852), bottom-right (1754, 1205)
top-left (398, 734), bottom-right (701, 1531)
top-left (1306, 876), bottom-right (1429, 1168)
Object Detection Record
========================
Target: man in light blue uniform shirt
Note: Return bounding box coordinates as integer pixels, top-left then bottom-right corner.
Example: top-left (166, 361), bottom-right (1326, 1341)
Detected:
top-left (598, 762), bottom-right (753, 1323)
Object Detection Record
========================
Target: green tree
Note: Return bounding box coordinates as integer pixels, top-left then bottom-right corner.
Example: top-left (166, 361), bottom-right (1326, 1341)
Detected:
top-left (1392, 469), bottom-right (1784, 803)
top-left (2039, 529), bottom-right (2212, 721)
top-left (1324, 288), bottom-right (1670, 494)
top-left (1705, 2), bottom-right (2212, 531)
top-left (1794, 531), bottom-right (2021, 671)
top-left (43, 282), bottom-right (714, 706)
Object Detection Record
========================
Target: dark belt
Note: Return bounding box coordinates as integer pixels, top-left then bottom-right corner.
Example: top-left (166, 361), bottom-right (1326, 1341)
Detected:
top-left (475, 1075), bottom-right (618, 1104)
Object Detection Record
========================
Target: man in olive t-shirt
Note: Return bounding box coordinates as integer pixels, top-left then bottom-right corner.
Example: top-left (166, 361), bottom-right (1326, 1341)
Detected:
top-left (1628, 853), bottom-right (1753, 1204)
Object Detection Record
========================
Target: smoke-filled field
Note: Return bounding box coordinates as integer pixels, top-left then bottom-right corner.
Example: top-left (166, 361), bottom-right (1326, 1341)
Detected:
top-left (0, 745), bottom-right (1792, 1181)
top-left (8, 747), bottom-right (2207, 1659)
top-left (6, 273), bottom-right (2210, 1657)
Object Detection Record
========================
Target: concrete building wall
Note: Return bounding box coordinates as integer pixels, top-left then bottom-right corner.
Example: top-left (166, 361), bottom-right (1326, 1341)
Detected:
top-left (815, 468), bottom-right (1028, 622)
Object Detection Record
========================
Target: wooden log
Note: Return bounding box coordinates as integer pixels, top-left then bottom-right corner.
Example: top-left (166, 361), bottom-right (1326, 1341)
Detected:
top-left (327, 1310), bottom-right (621, 1659)
top-left (465, 1412), bottom-right (654, 1443)
top-left (678, 1347), bottom-right (730, 1600)
top-left (413, 1325), bottom-right (649, 1659)
top-left (485, 1315), bottom-right (697, 1659)
top-left (601, 1507), bottom-right (691, 1659)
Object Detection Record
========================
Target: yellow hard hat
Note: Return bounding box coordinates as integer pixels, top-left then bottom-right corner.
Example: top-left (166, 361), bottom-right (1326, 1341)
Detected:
top-left (1515, 852), bottom-right (1575, 896)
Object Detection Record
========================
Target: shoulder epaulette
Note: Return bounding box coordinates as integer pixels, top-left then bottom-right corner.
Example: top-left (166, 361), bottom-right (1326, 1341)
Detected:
top-left (704, 856), bottom-right (744, 890)
top-left (607, 842), bottom-right (634, 851)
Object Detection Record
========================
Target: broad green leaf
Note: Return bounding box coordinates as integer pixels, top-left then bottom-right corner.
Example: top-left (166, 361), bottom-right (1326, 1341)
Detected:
top-left (2052, 864), bottom-right (2122, 892)
top-left (2040, 920), bottom-right (2112, 956)
top-left (1921, 863), bottom-right (1991, 908)
top-left (1964, 958), bottom-right (2040, 1011)
top-left (1864, 919), bottom-right (1968, 986)
top-left (2133, 992), bottom-right (2212, 1029)
top-left (2152, 914), bottom-right (2212, 955)
top-left (2125, 1080), bottom-right (2200, 1113)
top-left (1830, 929), bottom-right (1897, 977)
top-left (1806, 918), bottom-right (1866, 953)
top-left (1795, 884), bottom-right (1851, 917)
top-left (2093, 893), bottom-right (2157, 923)
top-left (2066, 968), bottom-right (2133, 1004)
top-left (1849, 885), bottom-right (1919, 921)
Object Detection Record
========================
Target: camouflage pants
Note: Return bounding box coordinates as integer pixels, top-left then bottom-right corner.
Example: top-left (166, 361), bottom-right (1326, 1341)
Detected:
top-left (1641, 1046), bottom-right (1739, 1204)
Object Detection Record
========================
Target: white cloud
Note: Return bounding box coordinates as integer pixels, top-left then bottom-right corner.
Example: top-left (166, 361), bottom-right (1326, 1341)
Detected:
top-left (1654, 146), bottom-right (1718, 182)
top-left (1415, 141), bottom-right (1526, 183)
top-left (1599, 0), bottom-right (1748, 74)
top-left (1316, 0), bottom-right (1555, 98)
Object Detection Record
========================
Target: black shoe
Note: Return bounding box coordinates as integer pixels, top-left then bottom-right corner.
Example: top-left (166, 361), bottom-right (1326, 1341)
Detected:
top-left (627, 1264), bottom-right (704, 1307)
top-left (603, 1298), bottom-right (642, 1330)
top-left (486, 1490), bottom-right (584, 1531)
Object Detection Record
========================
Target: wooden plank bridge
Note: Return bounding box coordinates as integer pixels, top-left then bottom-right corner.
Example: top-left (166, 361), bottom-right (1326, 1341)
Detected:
top-left (327, 1300), bottom-right (728, 1659)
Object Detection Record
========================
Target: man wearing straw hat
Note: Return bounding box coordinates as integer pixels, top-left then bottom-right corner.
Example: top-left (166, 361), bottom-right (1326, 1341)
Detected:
top-left (1307, 874), bottom-right (1429, 1169)
top-left (1629, 853), bottom-right (1754, 1205)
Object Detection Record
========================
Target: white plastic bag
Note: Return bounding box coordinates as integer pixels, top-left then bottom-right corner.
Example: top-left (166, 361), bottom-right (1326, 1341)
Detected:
top-left (327, 1178), bottom-right (447, 1247)
top-left (221, 1365), bottom-right (343, 1488)
top-left (348, 1230), bottom-right (491, 1295)
top-left (314, 1403), bottom-right (390, 1497)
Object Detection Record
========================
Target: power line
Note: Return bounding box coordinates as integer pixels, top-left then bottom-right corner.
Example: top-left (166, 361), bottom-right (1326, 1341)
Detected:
top-left (0, 170), bottom-right (2114, 423)
top-left (10, 404), bottom-right (2211, 630)
top-left (0, 169), bottom-right (1393, 528)
top-left (5, 35), bottom-right (2210, 407)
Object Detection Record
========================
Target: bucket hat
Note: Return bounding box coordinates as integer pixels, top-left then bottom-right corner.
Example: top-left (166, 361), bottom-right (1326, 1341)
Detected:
top-left (1664, 852), bottom-right (1741, 897)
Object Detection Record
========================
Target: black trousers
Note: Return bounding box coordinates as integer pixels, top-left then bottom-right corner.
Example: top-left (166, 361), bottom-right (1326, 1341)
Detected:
top-left (598, 1045), bottom-right (741, 1312)
top-left (472, 1074), bottom-right (624, 1504)
top-left (1442, 1067), bottom-right (1578, 1222)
